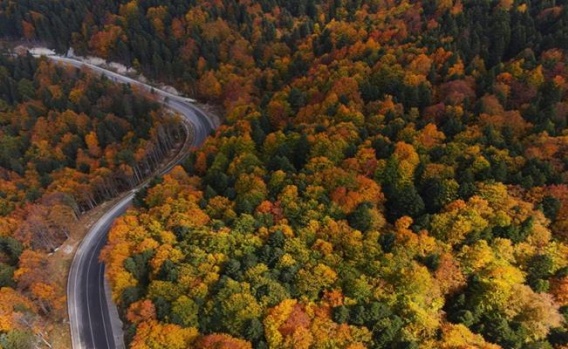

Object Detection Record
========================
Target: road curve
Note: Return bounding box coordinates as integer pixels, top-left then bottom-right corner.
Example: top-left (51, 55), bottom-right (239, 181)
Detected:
top-left (48, 55), bottom-right (216, 349)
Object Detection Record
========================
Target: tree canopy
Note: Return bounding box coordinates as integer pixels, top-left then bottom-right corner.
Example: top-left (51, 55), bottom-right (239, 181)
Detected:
top-left (2, 0), bottom-right (568, 347)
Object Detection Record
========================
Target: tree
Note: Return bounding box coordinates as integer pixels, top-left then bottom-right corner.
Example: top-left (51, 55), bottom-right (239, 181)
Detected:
top-left (347, 203), bottom-right (373, 232)
top-left (385, 184), bottom-right (425, 221)
top-left (0, 330), bottom-right (35, 349)
top-left (195, 334), bottom-right (252, 349)
top-left (129, 321), bottom-right (198, 349)
top-left (295, 263), bottom-right (338, 300)
top-left (197, 71), bottom-right (222, 101)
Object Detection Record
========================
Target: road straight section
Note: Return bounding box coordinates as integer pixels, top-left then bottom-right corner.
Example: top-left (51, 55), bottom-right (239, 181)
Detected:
top-left (68, 195), bottom-right (134, 349)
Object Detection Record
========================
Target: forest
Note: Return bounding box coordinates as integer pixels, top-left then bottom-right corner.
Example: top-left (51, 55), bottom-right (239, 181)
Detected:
top-left (0, 52), bottom-right (184, 347)
top-left (2, 0), bottom-right (568, 348)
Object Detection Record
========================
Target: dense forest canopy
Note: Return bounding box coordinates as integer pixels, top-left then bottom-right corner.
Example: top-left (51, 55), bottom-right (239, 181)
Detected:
top-left (2, 0), bottom-right (568, 348)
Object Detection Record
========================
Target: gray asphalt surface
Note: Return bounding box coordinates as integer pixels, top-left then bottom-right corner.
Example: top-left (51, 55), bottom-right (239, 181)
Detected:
top-left (68, 196), bottom-right (133, 349)
top-left (44, 55), bottom-right (215, 349)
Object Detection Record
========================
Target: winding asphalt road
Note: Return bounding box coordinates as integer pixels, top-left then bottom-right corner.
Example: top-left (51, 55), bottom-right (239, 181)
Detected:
top-left (39, 55), bottom-right (216, 349)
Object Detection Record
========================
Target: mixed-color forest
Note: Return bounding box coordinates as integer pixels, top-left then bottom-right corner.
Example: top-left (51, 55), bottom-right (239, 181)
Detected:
top-left (3, 0), bottom-right (568, 348)
top-left (0, 52), bottom-right (183, 347)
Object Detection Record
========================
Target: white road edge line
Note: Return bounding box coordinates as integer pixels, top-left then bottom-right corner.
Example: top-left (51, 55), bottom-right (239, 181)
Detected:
top-left (99, 260), bottom-right (112, 349)
top-left (85, 235), bottom-right (96, 347)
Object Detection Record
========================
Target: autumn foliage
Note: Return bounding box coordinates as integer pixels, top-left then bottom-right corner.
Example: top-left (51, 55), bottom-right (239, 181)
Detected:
top-left (3, 0), bottom-right (568, 347)
top-left (0, 53), bottom-right (185, 346)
